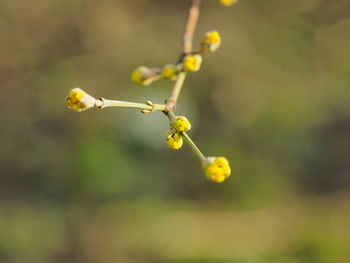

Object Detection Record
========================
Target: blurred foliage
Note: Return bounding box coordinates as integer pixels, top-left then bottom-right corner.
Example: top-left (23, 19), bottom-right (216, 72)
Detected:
top-left (0, 0), bottom-right (350, 262)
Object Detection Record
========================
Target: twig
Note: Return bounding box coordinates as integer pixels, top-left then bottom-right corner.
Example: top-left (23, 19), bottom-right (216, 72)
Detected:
top-left (164, 72), bottom-right (187, 113)
top-left (183, 0), bottom-right (202, 54)
top-left (164, 0), bottom-right (201, 113)
top-left (96, 98), bottom-right (166, 112)
top-left (182, 131), bottom-right (206, 162)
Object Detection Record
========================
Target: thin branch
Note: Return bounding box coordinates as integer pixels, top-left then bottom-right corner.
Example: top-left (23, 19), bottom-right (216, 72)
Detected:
top-left (164, 72), bottom-right (187, 113)
top-left (96, 98), bottom-right (166, 112)
top-left (182, 132), bottom-right (206, 162)
top-left (183, 0), bottom-right (202, 54)
top-left (164, 0), bottom-right (201, 113)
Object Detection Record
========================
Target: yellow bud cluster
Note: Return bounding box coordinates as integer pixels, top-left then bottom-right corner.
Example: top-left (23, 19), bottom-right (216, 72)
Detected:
top-left (65, 88), bottom-right (96, 112)
top-left (131, 66), bottom-right (163, 86)
top-left (202, 157), bottom-right (231, 183)
top-left (183, 54), bottom-right (203, 72)
top-left (131, 66), bottom-right (146, 85)
top-left (162, 64), bottom-right (178, 80)
top-left (219, 0), bottom-right (238, 6)
top-left (131, 64), bottom-right (180, 86)
top-left (201, 31), bottom-right (221, 52)
top-left (133, 32), bottom-right (223, 81)
top-left (171, 116), bottom-right (191, 132)
top-left (166, 130), bottom-right (183, 150)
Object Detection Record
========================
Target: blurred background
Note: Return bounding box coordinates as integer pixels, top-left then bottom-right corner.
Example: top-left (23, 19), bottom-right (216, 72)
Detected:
top-left (1, 0), bottom-right (350, 262)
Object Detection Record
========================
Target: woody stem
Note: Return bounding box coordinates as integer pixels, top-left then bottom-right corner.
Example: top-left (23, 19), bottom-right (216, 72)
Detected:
top-left (164, 0), bottom-right (201, 113)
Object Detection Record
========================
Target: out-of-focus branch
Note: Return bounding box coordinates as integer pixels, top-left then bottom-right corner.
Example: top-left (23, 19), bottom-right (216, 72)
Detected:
top-left (165, 0), bottom-right (201, 113)
top-left (183, 0), bottom-right (201, 54)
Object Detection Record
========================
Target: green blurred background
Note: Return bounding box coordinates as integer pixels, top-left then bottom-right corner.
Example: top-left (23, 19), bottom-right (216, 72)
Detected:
top-left (1, 0), bottom-right (350, 262)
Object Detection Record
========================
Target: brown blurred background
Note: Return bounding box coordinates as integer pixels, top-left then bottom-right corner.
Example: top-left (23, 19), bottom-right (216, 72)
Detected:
top-left (0, 0), bottom-right (350, 262)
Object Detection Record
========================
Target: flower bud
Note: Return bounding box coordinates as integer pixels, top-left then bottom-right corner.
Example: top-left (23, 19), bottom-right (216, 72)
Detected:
top-left (201, 31), bottom-right (221, 52)
top-left (166, 130), bottom-right (183, 150)
top-left (131, 66), bottom-right (161, 86)
top-left (202, 157), bottom-right (231, 183)
top-left (219, 0), bottom-right (238, 6)
top-left (65, 88), bottom-right (96, 112)
top-left (162, 64), bottom-right (178, 80)
top-left (183, 54), bottom-right (203, 72)
top-left (171, 116), bottom-right (191, 132)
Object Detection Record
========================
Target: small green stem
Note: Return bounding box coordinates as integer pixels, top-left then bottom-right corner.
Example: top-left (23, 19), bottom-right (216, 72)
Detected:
top-left (182, 131), bottom-right (206, 162)
top-left (167, 111), bottom-right (177, 122)
top-left (97, 98), bottom-right (166, 112)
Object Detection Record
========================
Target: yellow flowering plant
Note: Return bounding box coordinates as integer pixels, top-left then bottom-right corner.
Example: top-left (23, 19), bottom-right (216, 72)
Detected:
top-left (65, 0), bottom-right (236, 183)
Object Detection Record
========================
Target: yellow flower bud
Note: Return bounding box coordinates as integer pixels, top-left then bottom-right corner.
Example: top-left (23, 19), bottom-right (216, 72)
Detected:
top-left (166, 130), bottom-right (183, 150)
top-left (171, 116), bottom-right (191, 132)
top-left (162, 64), bottom-right (178, 80)
top-left (219, 0), bottom-right (238, 6)
top-left (183, 54), bottom-right (203, 72)
top-left (65, 88), bottom-right (96, 112)
top-left (201, 31), bottom-right (221, 52)
top-left (131, 66), bottom-right (160, 86)
top-left (202, 157), bottom-right (231, 183)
